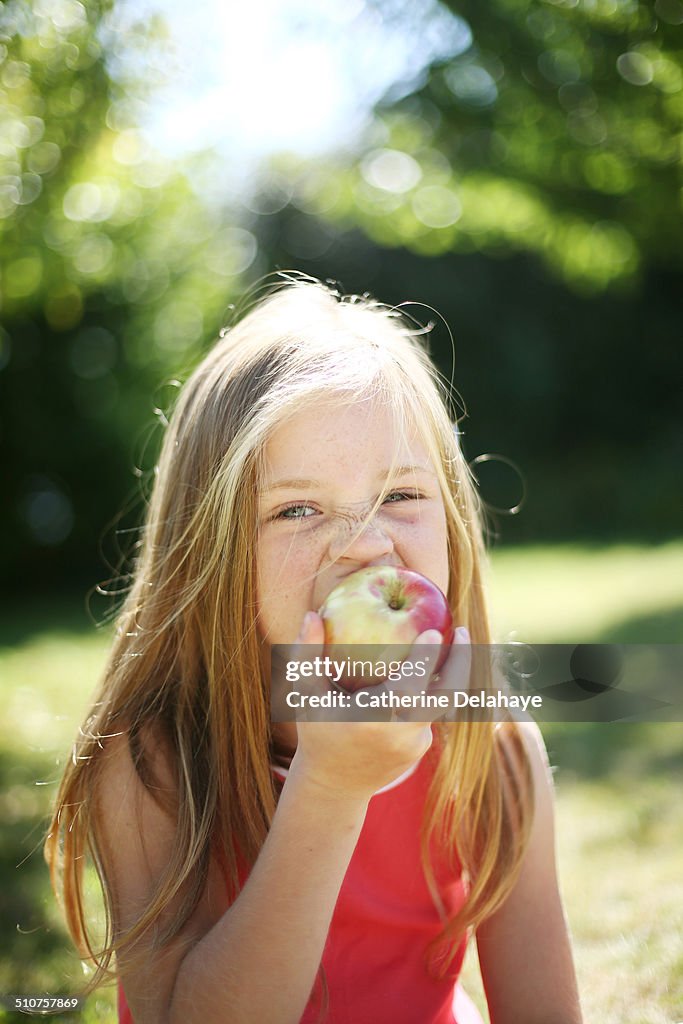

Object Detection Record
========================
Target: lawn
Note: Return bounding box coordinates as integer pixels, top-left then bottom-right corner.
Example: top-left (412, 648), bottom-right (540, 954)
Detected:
top-left (1, 542), bottom-right (681, 1023)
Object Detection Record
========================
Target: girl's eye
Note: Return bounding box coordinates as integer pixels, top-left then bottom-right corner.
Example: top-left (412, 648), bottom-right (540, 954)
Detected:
top-left (273, 491), bottom-right (422, 521)
top-left (383, 490), bottom-right (421, 504)
top-left (275, 503), bottom-right (317, 520)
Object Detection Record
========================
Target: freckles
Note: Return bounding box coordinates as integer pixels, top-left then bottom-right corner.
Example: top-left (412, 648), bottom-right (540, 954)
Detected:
top-left (388, 510), bottom-right (438, 537)
top-left (393, 513), bottom-right (448, 562)
top-left (265, 532), bottom-right (323, 591)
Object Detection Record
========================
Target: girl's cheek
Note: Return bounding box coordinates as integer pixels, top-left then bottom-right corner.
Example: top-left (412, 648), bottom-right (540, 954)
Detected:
top-left (281, 518), bottom-right (334, 549)
top-left (380, 508), bottom-right (443, 539)
top-left (267, 525), bottom-right (330, 578)
top-left (287, 527), bottom-right (323, 554)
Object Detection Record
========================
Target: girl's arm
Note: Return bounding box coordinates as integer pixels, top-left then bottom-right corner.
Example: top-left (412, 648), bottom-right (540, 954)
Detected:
top-left (475, 721), bottom-right (583, 1024)
top-left (94, 716), bottom-right (433, 1024)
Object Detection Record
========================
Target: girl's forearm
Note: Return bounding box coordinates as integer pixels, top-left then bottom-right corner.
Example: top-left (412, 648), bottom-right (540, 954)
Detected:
top-left (169, 765), bottom-right (369, 1024)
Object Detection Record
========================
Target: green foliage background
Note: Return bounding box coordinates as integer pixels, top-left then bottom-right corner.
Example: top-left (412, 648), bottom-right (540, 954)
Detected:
top-left (1, 0), bottom-right (681, 596)
top-left (0, 4), bottom-right (681, 1020)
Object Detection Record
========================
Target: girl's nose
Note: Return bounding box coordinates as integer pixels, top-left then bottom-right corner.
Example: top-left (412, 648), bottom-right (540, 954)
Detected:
top-left (328, 515), bottom-right (395, 565)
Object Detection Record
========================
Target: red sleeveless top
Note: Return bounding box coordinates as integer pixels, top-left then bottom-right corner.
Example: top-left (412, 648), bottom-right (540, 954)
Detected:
top-left (117, 742), bottom-right (484, 1024)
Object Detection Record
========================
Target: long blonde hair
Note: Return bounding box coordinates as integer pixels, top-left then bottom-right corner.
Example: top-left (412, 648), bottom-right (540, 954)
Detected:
top-left (45, 274), bottom-right (533, 999)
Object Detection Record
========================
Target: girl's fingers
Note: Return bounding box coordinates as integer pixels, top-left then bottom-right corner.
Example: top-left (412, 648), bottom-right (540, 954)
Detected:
top-left (388, 629), bottom-right (446, 722)
top-left (429, 626), bottom-right (472, 701)
top-left (292, 610), bottom-right (326, 654)
top-left (289, 612), bottom-right (329, 719)
top-left (390, 627), bottom-right (473, 723)
top-left (413, 628), bottom-right (446, 685)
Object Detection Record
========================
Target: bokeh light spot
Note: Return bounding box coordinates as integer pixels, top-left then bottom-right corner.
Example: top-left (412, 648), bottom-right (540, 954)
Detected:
top-left (17, 172), bottom-right (43, 205)
top-left (361, 148), bottom-right (422, 193)
top-left (412, 185), bottom-right (462, 229)
top-left (4, 255), bottom-right (43, 299)
top-left (20, 476), bottom-right (75, 547)
top-left (112, 129), bottom-right (145, 166)
top-left (204, 226), bottom-right (258, 277)
top-left (154, 301), bottom-right (204, 354)
top-left (73, 233), bottom-right (115, 276)
top-left (63, 180), bottom-right (119, 222)
top-left (445, 63), bottom-right (498, 107)
top-left (538, 49), bottom-right (582, 86)
top-left (617, 52), bottom-right (654, 86)
top-left (567, 111), bottom-right (608, 146)
top-left (48, 0), bottom-right (87, 33)
top-left (27, 140), bottom-right (61, 175)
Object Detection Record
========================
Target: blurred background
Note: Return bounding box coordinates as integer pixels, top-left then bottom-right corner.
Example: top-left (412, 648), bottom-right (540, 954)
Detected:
top-left (0, 0), bottom-right (681, 1021)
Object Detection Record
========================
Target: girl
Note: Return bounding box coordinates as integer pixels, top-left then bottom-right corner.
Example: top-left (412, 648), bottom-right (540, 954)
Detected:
top-left (45, 277), bottom-right (583, 1024)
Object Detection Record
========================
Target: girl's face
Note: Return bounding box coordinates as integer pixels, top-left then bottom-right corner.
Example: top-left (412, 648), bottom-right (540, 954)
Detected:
top-left (256, 396), bottom-right (449, 647)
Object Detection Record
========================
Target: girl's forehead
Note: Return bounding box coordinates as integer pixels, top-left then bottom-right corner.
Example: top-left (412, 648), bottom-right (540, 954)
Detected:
top-left (261, 395), bottom-right (435, 479)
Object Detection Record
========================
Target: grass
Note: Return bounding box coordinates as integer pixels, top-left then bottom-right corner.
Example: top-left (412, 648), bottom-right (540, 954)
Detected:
top-left (484, 538), bottom-right (683, 644)
top-left (458, 721), bottom-right (683, 1024)
top-left (1, 541), bottom-right (682, 1023)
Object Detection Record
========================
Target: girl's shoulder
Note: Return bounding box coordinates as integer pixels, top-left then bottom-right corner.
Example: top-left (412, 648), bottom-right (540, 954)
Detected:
top-left (493, 718), bottom-right (555, 824)
top-left (92, 724), bottom-right (230, 934)
top-left (91, 723), bottom-right (231, 1021)
top-left (91, 720), bottom-right (181, 882)
top-left (96, 718), bottom-right (177, 803)
top-left (495, 718), bottom-right (552, 778)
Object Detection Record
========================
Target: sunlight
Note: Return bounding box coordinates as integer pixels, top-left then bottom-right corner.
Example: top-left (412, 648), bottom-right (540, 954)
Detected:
top-left (109, 0), bottom-right (470, 169)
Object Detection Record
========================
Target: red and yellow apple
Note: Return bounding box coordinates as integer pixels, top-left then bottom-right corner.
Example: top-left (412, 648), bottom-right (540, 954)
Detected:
top-left (317, 566), bottom-right (453, 690)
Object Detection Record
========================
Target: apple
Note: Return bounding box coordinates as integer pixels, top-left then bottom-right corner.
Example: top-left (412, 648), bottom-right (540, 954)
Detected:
top-left (317, 566), bottom-right (454, 691)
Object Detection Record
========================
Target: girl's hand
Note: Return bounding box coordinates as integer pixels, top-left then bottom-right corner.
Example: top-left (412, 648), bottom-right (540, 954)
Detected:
top-left (417, 625), bottom-right (472, 719)
top-left (287, 612), bottom-right (461, 800)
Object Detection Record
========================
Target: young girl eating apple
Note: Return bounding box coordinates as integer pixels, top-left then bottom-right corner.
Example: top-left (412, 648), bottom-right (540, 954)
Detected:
top-left (46, 276), bottom-right (583, 1024)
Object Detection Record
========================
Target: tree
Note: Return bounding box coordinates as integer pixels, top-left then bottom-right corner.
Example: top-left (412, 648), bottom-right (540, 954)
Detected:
top-left (282, 0), bottom-right (683, 291)
top-left (244, 0), bottom-right (682, 541)
top-left (0, 0), bottom-right (254, 592)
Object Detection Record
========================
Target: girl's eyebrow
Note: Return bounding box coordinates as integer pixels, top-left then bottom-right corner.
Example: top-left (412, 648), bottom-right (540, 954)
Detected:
top-left (261, 465), bottom-right (435, 493)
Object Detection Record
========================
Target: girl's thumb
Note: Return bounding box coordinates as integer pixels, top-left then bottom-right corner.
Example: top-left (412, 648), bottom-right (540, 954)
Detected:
top-left (296, 611), bottom-right (315, 643)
